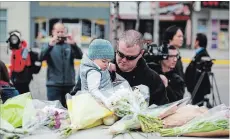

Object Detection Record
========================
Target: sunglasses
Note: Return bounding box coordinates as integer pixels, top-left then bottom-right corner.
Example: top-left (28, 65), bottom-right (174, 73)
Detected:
top-left (116, 50), bottom-right (141, 61)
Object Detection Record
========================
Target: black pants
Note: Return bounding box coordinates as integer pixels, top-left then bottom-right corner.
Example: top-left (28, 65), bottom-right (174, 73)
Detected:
top-left (14, 82), bottom-right (30, 94)
top-left (47, 86), bottom-right (74, 108)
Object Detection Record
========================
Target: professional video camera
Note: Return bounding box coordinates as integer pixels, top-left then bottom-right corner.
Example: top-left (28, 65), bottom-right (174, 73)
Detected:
top-left (6, 30), bottom-right (22, 50)
top-left (143, 43), bottom-right (170, 64)
top-left (196, 56), bottom-right (215, 72)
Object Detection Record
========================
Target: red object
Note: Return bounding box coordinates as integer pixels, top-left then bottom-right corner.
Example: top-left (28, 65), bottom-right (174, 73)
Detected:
top-left (0, 80), bottom-right (9, 86)
top-left (21, 40), bottom-right (27, 48)
top-left (9, 40), bottom-right (31, 77)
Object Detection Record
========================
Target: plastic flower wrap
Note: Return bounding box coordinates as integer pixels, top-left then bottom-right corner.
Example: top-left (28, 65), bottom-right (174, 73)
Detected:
top-left (160, 104), bottom-right (230, 137)
top-left (22, 99), bottom-right (70, 132)
top-left (58, 92), bottom-right (113, 139)
top-left (106, 76), bottom-right (190, 135)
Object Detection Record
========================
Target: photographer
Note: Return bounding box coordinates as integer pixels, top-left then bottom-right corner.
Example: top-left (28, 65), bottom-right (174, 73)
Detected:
top-left (147, 45), bottom-right (185, 103)
top-left (185, 33), bottom-right (211, 106)
top-left (7, 31), bottom-right (33, 94)
top-left (40, 22), bottom-right (83, 107)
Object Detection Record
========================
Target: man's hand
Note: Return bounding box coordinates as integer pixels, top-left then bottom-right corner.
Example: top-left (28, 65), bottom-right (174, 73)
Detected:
top-left (159, 74), bottom-right (168, 87)
top-left (49, 36), bottom-right (58, 46)
top-left (108, 63), bottom-right (116, 72)
top-left (65, 35), bottom-right (76, 45)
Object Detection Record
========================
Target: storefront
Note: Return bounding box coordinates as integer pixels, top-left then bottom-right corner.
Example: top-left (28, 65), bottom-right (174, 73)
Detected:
top-left (30, 2), bottom-right (110, 47)
top-left (110, 2), bottom-right (192, 48)
top-left (192, 1), bottom-right (229, 50)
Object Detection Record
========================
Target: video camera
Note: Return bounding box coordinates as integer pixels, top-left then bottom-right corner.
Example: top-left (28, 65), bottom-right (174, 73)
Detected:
top-left (143, 43), bottom-right (169, 64)
top-left (6, 30), bottom-right (22, 50)
top-left (196, 57), bottom-right (215, 72)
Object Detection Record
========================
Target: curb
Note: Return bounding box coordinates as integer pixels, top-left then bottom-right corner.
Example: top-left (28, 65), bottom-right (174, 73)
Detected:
top-left (5, 58), bottom-right (229, 68)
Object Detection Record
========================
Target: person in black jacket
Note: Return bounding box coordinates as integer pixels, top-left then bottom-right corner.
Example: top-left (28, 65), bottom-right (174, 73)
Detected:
top-left (149, 46), bottom-right (185, 103)
top-left (112, 30), bottom-right (169, 105)
top-left (185, 33), bottom-right (211, 106)
top-left (71, 30), bottom-right (169, 106)
top-left (163, 25), bottom-right (184, 80)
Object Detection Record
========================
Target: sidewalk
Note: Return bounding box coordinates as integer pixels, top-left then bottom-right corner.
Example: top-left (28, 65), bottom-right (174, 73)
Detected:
top-left (180, 49), bottom-right (229, 65)
top-left (180, 49), bottom-right (229, 60)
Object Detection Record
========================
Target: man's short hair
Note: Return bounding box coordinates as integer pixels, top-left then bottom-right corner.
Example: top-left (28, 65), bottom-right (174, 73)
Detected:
top-left (196, 33), bottom-right (207, 48)
top-left (163, 25), bottom-right (182, 45)
top-left (118, 30), bottom-right (144, 49)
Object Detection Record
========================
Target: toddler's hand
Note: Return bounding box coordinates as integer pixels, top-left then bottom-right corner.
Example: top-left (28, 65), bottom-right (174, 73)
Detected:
top-left (108, 63), bottom-right (116, 72)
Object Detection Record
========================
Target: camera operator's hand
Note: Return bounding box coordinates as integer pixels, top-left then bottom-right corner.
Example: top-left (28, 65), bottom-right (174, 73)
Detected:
top-left (65, 35), bottom-right (76, 45)
top-left (159, 74), bottom-right (168, 87)
top-left (49, 35), bottom-right (58, 46)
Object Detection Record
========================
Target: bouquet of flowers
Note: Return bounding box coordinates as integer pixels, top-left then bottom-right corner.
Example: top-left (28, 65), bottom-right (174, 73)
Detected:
top-left (160, 104), bottom-right (230, 137)
top-left (22, 100), bottom-right (70, 132)
top-left (106, 78), bottom-right (189, 135)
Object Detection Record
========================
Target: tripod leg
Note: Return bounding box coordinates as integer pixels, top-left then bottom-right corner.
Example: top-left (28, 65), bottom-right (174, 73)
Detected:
top-left (209, 74), bottom-right (216, 106)
top-left (189, 72), bottom-right (206, 104)
top-left (212, 73), bottom-right (222, 104)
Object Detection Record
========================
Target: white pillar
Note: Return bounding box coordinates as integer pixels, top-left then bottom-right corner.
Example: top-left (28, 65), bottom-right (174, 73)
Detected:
top-left (153, 1), bottom-right (159, 45)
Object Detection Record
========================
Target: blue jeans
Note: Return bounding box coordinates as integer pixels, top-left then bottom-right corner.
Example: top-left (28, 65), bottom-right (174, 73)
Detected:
top-left (1, 86), bottom-right (19, 103)
top-left (47, 86), bottom-right (73, 108)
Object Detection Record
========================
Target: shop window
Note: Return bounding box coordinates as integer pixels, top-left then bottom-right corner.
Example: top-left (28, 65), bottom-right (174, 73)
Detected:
top-left (0, 9), bottom-right (7, 42)
top-left (197, 19), bottom-right (208, 33)
top-left (95, 24), bottom-right (105, 39)
top-left (124, 20), bottom-right (135, 30)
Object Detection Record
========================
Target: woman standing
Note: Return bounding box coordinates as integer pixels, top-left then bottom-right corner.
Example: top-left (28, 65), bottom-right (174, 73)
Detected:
top-left (163, 25), bottom-right (184, 80)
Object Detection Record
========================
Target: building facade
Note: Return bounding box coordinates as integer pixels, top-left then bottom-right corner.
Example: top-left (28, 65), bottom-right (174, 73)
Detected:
top-left (110, 2), bottom-right (193, 48)
top-left (0, 2), bottom-right (110, 48)
top-left (192, 1), bottom-right (229, 49)
top-left (0, 2), bottom-right (30, 47)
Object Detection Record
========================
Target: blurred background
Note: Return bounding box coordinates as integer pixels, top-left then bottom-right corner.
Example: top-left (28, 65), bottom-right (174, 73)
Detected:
top-left (0, 1), bottom-right (229, 49)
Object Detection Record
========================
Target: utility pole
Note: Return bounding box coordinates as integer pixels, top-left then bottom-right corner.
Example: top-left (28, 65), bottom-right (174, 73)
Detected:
top-left (153, 1), bottom-right (160, 45)
top-left (112, 2), bottom-right (119, 47)
top-left (135, 1), bottom-right (141, 31)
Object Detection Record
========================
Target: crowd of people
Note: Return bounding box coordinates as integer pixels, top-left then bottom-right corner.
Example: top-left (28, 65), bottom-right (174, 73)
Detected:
top-left (0, 22), bottom-right (212, 108)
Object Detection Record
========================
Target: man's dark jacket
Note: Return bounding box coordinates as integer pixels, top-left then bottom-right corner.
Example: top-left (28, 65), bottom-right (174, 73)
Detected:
top-left (175, 57), bottom-right (185, 80)
top-left (115, 58), bottom-right (169, 105)
top-left (185, 48), bottom-right (211, 104)
top-left (150, 64), bottom-right (185, 103)
top-left (40, 43), bottom-right (83, 86)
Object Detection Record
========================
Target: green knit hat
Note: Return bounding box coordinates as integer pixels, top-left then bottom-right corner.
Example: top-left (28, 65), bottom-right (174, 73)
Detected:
top-left (88, 39), bottom-right (114, 60)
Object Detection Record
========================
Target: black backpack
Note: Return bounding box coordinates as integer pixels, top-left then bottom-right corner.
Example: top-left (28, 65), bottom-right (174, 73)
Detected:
top-left (29, 50), bottom-right (42, 74)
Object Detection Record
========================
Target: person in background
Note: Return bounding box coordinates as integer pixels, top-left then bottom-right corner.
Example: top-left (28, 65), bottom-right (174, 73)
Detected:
top-left (185, 33), bottom-right (211, 106)
top-left (0, 60), bottom-right (19, 103)
top-left (40, 22), bottom-right (83, 107)
top-left (150, 46), bottom-right (185, 103)
top-left (8, 31), bottom-right (32, 94)
top-left (163, 25), bottom-right (184, 80)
